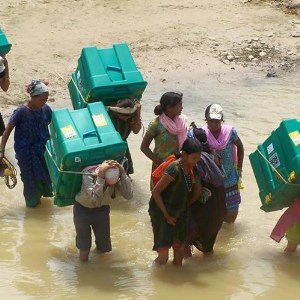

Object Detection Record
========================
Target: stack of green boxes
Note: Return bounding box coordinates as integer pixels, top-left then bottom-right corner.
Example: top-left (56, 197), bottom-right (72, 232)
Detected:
top-left (249, 119), bottom-right (300, 212)
top-left (46, 43), bottom-right (147, 206)
top-left (45, 102), bottom-right (127, 206)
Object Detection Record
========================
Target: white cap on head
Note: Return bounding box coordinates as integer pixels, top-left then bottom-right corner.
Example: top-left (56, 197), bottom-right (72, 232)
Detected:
top-left (205, 103), bottom-right (223, 120)
top-left (105, 167), bottom-right (120, 185)
top-left (0, 56), bottom-right (5, 73)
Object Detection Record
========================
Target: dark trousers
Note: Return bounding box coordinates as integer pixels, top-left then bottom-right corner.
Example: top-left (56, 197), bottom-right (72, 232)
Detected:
top-left (73, 202), bottom-right (112, 252)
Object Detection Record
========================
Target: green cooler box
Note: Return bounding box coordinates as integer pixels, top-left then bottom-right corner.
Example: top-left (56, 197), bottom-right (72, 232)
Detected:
top-left (68, 43), bottom-right (147, 109)
top-left (249, 119), bottom-right (300, 212)
top-left (45, 102), bottom-right (127, 206)
top-left (0, 28), bottom-right (12, 56)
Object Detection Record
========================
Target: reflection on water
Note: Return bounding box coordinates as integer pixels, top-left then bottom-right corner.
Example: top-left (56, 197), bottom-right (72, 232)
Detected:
top-left (1, 70), bottom-right (300, 299)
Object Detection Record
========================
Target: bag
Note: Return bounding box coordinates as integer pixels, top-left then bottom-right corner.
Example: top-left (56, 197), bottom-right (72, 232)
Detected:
top-left (196, 152), bottom-right (225, 187)
top-left (152, 154), bottom-right (177, 186)
top-left (0, 112), bottom-right (5, 136)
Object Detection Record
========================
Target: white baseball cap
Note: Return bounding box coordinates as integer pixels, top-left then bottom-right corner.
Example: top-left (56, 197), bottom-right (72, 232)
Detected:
top-left (205, 104), bottom-right (223, 120)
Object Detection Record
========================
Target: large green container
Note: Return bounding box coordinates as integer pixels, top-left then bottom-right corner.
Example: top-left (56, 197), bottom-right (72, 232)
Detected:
top-left (249, 119), bottom-right (300, 212)
top-left (0, 28), bottom-right (12, 56)
top-left (68, 43), bottom-right (147, 110)
top-left (45, 102), bottom-right (127, 207)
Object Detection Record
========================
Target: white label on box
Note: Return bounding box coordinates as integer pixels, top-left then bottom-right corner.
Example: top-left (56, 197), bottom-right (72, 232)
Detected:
top-left (289, 131), bottom-right (300, 146)
top-left (76, 70), bottom-right (81, 81)
top-left (267, 143), bottom-right (274, 155)
top-left (61, 125), bottom-right (77, 139)
top-left (93, 114), bottom-right (107, 127)
top-left (269, 152), bottom-right (280, 169)
top-left (74, 157), bottom-right (81, 163)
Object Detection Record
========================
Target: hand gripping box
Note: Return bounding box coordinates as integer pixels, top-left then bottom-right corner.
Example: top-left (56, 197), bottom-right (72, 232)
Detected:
top-left (45, 102), bottom-right (127, 206)
top-left (68, 43), bottom-right (147, 109)
top-left (249, 119), bottom-right (300, 212)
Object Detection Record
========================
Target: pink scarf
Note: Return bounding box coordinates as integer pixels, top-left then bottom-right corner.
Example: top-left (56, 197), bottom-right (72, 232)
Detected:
top-left (203, 124), bottom-right (237, 164)
top-left (159, 113), bottom-right (187, 150)
top-left (202, 124), bottom-right (233, 150)
top-left (270, 197), bottom-right (300, 242)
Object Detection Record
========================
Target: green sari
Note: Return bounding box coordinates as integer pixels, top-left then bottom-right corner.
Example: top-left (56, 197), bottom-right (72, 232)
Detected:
top-left (148, 161), bottom-right (191, 251)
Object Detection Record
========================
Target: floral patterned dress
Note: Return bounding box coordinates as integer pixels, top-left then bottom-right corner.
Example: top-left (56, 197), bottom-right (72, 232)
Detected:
top-left (147, 117), bottom-right (180, 163)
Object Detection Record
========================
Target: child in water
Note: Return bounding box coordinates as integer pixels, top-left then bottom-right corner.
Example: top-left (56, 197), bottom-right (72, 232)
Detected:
top-left (0, 80), bottom-right (52, 207)
top-left (148, 138), bottom-right (202, 267)
top-left (74, 160), bottom-right (133, 261)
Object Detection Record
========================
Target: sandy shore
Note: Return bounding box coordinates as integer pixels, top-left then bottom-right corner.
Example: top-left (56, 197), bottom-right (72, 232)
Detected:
top-left (0, 0), bottom-right (299, 115)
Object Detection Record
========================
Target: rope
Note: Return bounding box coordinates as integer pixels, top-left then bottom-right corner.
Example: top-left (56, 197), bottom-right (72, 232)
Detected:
top-left (256, 148), bottom-right (300, 187)
top-left (45, 146), bottom-right (128, 176)
top-left (55, 71), bottom-right (145, 137)
top-left (70, 76), bottom-right (88, 105)
top-left (1, 157), bottom-right (17, 189)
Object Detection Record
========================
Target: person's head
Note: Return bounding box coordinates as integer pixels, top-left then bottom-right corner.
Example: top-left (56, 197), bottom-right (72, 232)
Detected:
top-left (204, 103), bottom-right (223, 133)
top-left (154, 92), bottom-right (183, 118)
top-left (115, 98), bottom-right (136, 121)
top-left (0, 56), bottom-right (5, 79)
top-left (104, 167), bottom-right (120, 186)
top-left (180, 138), bottom-right (202, 168)
top-left (27, 80), bottom-right (49, 109)
top-left (193, 127), bottom-right (211, 153)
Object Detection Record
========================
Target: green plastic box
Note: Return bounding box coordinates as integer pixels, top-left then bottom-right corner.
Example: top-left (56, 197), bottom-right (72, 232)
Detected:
top-left (249, 119), bottom-right (300, 212)
top-left (45, 102), bottom-right (127, 206)
top-left (68, 43), bottom-right (147, 110)
top-left (0, 28), bottom-right (12, 56)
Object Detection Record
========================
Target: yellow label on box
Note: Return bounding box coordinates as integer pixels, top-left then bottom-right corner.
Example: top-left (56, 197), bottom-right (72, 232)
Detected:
top-left (61, 125), bottom-right (77, 139)
top-left (92, 114), bottom-right (107, 127)
top-left (289, 131), bottom-right (300, 146)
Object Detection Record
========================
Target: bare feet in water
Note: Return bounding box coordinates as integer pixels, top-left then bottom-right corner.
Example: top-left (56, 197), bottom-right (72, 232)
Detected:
top-left (79, 249), bottom-right (90, 262)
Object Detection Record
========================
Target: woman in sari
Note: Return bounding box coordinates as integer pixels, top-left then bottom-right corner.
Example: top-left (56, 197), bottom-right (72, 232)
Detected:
top-left (0, 80), bottom-right (52, 207)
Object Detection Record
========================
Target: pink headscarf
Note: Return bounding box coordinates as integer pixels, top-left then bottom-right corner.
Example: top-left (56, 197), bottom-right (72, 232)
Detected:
top-left (203, 124), bottom-right (237, 163)
top-left (159, 113), bottom-right (188, 149)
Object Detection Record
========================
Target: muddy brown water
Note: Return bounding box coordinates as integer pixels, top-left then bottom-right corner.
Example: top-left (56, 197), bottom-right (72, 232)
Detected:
top-left (0, 70), bottom-right (300, 299)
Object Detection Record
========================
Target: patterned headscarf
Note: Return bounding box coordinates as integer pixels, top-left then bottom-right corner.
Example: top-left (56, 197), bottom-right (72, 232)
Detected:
top-left (27, 80), bottom-right (49, 96)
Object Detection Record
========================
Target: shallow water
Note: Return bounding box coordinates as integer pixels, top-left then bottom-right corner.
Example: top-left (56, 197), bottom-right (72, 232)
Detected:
top-left (1, 70), bottom-right (300, 299)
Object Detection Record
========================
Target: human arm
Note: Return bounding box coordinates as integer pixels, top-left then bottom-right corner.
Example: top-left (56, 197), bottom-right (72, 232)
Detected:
top-left (234, 137), bottom-right (244, 177)
top-left (189, 178), bottom-right (202, 206)
top-left (131, 103), bottom-right (142, 134)
top-left (79, 168), bottom-right (106, 201)
top-left (151, 174), bottom-right (177, 225)
top-left (0, 57), bottom-right (10, 92)
top-left (116, 163), bottom-right (133, 200)
top-left (140, 132), bottom-right (164, 167)
top-left (0, 123), bottom-right (15, 159)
